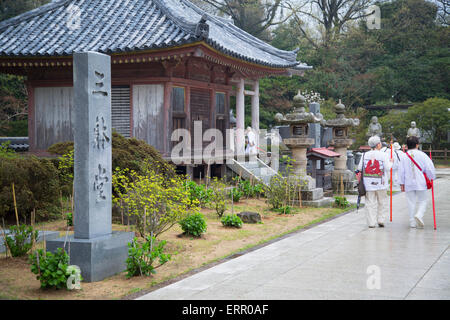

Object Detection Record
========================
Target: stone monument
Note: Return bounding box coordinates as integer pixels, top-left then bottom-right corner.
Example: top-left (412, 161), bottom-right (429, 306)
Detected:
top-left (47, 52), bottom-right (133, 282)
top-left (275, 91), bottom-right (332, 207)
top-left (367, 116), bottom-right (383, 138)
top-left (323, 99), bottom-right (360, 194)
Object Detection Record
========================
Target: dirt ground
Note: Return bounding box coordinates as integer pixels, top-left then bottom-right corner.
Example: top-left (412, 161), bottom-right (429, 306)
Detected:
top-left (0, 198), bottom-right (351, 300)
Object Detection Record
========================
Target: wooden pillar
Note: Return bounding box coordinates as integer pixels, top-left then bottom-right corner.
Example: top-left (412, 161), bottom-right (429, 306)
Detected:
top-left (251, 79), bottom-right (260, 148)
top-left (163, 81), bottom-right (173, 156)
top-left (235, 78), bottom-right (245, 156)
top-left (27, 83), bottom-right (35, 151)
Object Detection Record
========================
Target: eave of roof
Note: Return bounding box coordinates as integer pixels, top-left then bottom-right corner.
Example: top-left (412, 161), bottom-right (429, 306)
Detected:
top-left (0, 0), bottom-right (311, 70)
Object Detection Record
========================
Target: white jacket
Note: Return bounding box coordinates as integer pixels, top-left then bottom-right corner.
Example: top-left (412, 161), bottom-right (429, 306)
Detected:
top-left (357, 149), bottom-right (393, 191)
top-left (398, 149), bottom-right (436, 192)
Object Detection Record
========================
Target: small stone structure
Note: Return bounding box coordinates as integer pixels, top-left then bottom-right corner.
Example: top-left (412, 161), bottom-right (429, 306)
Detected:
top-left (275, 91), bottom-right (332, 207)
top-left (46, 52), bottom-right (133, 282)
top-left (323, 100), bottom-right (360, 194)
top-left (237, 212), bottom-right (261, 224)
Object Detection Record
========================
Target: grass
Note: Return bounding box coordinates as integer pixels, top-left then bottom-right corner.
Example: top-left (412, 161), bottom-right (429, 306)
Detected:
top-left (0, 197), bottom-right (354, 300)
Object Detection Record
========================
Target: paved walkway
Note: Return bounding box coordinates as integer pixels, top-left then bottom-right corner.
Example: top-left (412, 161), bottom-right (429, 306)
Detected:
top-left (138, 174), bottom-right (450, 300)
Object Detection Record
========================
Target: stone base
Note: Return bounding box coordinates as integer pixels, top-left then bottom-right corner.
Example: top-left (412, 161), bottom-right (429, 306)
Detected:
top-left (300, 188), bottom-right (323, 201)
top-left (46, 231), bottom-right (134, 282)
top-left (1, 230), bottom-right (60, 253)
top-left (293, 197), bottom-right (333, 208)
top-left (331, 170), bottom-right (358, 194)
top-left (287, 174), bottom-right (316, 190)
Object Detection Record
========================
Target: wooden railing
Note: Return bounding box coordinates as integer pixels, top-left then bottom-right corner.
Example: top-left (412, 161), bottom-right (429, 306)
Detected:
top-left (426, 149), bottom-right (448, 161)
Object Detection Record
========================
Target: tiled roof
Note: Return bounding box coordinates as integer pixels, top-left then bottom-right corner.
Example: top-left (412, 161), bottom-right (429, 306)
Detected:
top-left (0, 0), bottom-right (310, 69)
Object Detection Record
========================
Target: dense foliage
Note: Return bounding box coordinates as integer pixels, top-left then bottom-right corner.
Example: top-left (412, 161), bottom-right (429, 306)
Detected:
top-left (113, 166), bottom-right (196, 238)
top-left (221, 214), bottom-right (243, 228)
top-left (179, 212), bottom-right (207, 237)
top-left (4, 224), bottom-right (38, 257)
top-left (0, 153), bottom-right (61, 223)
top-left (48, 132), bottom-right (175, 181)
top-left (184, 180), bottom-right (213, 208)
top-left (29, 248), bottom-right (70, 290)
top-left (379, 98), bottom-right (450, 148)
top-left (126, 236), bottom-right (171, 278)
top-left (209, 178), bottom-right (228, 218)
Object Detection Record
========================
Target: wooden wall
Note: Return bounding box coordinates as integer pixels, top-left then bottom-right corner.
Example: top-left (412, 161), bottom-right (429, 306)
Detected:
top-left (34, 87), bottom-right (74, 150)
top-left (132, 84), bottom-right (165, 152)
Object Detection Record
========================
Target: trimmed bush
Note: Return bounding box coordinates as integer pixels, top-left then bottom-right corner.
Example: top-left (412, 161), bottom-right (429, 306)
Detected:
top-left (179, 213), bottom-right (207, 237)
top-left (221, 214), bottom-right (243, 228)
top-left (0, 155), bottom-right (61, 223)
top-left (48, 132), bottom-right (175, 179)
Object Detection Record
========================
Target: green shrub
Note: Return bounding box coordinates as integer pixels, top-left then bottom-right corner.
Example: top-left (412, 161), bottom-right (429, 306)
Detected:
top-left (179, 213), bottom-right (207, 237)
top-left (4, 224), bottom-right (38, 257)
top-left (273, 205), bottom-right (292, 214)
top-left (221, 214), bottom-right (243, 228)
top-left (229, 187), bottom-right (243, 202)
top-left (113, 166), bottom-right (196, 239)
top-left (0, 141), bottom-right (18, 159)
top-left (209, 178), bottom-right (227, 218)
top-left (184, 180), bottom-right (212, 208)
top-left (65, 212), bottom-right (73, 227)
top-left (252, 183), bottom-right (265, 198)
top-left (56, 150), bottom-right (74, 196)
top-left (47, 132), bottom-right (175, 183)
top-left (0, 155), bottom-right (60, 222)
top-left (266, 175), bottom-right (287, 209)
top-left (334, 196), bottom-right (350, 208)
top-left (126, 236), bottom-right (171, 278)
top-left (29, 248), bottom-right (72, 289)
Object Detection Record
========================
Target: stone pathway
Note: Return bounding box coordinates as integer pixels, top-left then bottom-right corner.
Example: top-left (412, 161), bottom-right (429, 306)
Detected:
top-left (137, 174), bottom-right (450, 300)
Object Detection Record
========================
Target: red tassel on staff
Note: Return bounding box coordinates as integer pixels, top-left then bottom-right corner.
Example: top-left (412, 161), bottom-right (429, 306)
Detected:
top-left (429, 147), bottom-right (437, 230)
top-left (390, 139), bottom-right (393, 222)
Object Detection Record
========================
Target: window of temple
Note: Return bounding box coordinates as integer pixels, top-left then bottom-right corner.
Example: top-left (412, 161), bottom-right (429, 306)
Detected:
top-left (111, 85), bottom-right (131, 137)
top-left (171, 86), bottom-right (186, 149)
top-left (215, 92), bottom-right (226, 148)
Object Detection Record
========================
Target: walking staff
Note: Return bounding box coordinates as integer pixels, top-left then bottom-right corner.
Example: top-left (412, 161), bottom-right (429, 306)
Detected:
top-left (390, 137), bottom-right (393, 222)
top-left (429, 147), bottom-right (437, 230)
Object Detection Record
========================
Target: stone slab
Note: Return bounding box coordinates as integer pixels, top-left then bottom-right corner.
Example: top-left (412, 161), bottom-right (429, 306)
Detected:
top-left (46, 231), bottom-right (134, 282)
top-left (299, 197), bottom-right (333, 208)
top-left (300, 187), bottom-right (323, 201)
top-left (0, 230), bottom-right (60, 253)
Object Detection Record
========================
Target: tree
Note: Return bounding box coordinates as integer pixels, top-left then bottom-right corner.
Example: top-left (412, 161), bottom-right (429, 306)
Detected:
top-left (436, 0), bottom-right (449, 26)
top-left (407, 98), bottom-right (450, 149)
top-left (283, 0), bottom-right (374, 47)
top-left (0, 0), bottom-right (50, 21)
top-left (0, 1), bottom-right (50, 136)
top-left (198, 0), bottom-right (289, 40)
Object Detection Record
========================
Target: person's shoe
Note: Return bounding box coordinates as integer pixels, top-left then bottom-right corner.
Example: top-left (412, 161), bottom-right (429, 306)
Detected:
top-left (415, 216), bottom-right (424, 229)
top-left (378, 223), bottom-right (384, 228)
top-left (368, 225), bottom-right (376, 228)
top-left (410, 223), bottom-right (417, 228)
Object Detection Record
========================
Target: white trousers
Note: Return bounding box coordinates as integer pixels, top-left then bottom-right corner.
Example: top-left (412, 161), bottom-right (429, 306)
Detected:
top-left (405, 190), bottom-right (428, 226)
top-left (365, 189), bottom-right (388, 227)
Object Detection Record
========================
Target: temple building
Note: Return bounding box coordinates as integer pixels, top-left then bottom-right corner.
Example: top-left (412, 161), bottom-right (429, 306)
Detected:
top-left (0, 0), bottom-right (310, 177)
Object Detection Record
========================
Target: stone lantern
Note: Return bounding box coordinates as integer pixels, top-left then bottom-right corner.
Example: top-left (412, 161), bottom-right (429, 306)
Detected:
top-left (323, 99), bottom-right (360, 193)
top-left (274, 91), bottom-right (332, 207)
